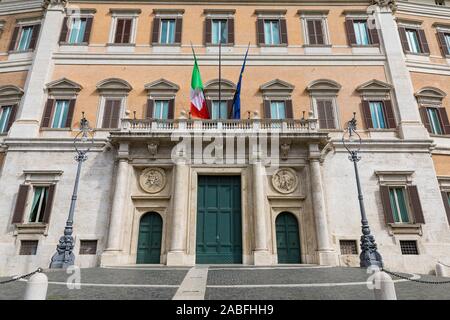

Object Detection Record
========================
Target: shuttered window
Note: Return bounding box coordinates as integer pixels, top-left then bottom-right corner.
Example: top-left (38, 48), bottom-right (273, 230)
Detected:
top-left (41, 99), bottom-right (76, 129)
top-left (306, 19), bottom-right (325, 45)
top-left (0, 105), bottom-right (14, 133)
top-left (102, 99), bottom-right (122, 128)
top-left (316, 99), bottom-right (336, 129)
top-left (389, 187), bottom-right (410, 223)
top-left (380, 185), bottom-right (425, 225)
top-left (345, 18), bottom-right (379, 46)
top-left (114, 18), bottom-right (133, 44)
top-left (369, 102), bottom-right (387, 129)
top-left (264, 20), bottom-right (281, 45)
top-left (406, 29), bottom-right (421, 53)
top-left (362, 100), bottom-right (396, 129)
top-left (353, 21), bottom-right (370, 45)
top-left (160, 19), bottom-right (176, 44)
top-left (399, 27), bottom-right (429, 54)
top-left (60, 17), bottom-right (93, 44)
top-left (51, 100), bottom-right (70, 129)
top-left (420, 106), bottom-right (450, 135)
top-left (153, 100), bottom-right (169, 119)
top-left (270, 101), bottom-right (286, 119)
top-left (29, 186), bottom-right (49, 223)
top-left (211, 100), bottom-right (228, 120)
top-left (212, 19), bottom-right (228, 44)
top-left (68, 18), bottom-right (87, 44)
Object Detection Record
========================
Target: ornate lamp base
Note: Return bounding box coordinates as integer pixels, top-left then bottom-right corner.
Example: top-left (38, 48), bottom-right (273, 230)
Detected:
top-left (359, 232), bottom-right (383, 268)
top-left (49, 234), bottom-right (75, 269)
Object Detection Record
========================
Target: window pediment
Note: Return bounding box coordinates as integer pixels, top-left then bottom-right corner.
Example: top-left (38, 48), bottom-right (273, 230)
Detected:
top-left (145, 79), bottom-right (179, 98)
top-left (415, 87), bottom-right (446, 105)
top-left (356, 79), bottom-right (392, 99)
top-left (46, 78), bottom-right (82, 97)
top-left (307, 79), bottom-right (341, 96)
top-left (204, 79), bottom-right (236, 99)
top-left (96, 78), bottom-right (132, 95)
top-left (260, 79), bottom-right (294, 98)
top-left (0, 85), bottom-right (23, 104)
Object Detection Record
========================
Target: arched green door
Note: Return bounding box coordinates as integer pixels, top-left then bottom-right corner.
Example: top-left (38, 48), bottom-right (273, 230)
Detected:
top-left (137, 212), bottom-right (162, 264)
top-left (276, 212), bottom-right (301, 264)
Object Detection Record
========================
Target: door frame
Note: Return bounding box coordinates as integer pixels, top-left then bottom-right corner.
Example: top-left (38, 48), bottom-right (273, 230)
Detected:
top-left (188, 167), bottom-right (251, 265)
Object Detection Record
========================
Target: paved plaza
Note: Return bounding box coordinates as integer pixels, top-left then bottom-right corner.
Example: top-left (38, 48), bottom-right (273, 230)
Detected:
top-left (1, 265), bottom-right (450, 300)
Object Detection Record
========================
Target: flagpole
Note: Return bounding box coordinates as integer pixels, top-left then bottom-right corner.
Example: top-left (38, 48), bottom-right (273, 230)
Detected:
top-left (219, 37), bottom-right (222, 114)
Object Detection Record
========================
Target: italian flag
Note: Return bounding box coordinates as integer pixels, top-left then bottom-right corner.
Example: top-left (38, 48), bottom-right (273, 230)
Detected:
top-left (190, 53), bottom-right (210, 119)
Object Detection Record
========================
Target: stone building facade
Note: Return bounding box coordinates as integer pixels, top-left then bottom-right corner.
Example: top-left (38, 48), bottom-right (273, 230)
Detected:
top-left (0, 0), bottom-right (449, 276)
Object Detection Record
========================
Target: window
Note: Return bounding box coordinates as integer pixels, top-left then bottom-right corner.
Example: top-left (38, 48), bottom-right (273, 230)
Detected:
top-left (28, 186), bottom-right (49, 223)
top-left (389, 187), bottom-right (410, 223)
top-left (153, 100), bottom-right (169, 119)
top-left (160, 19), bottom-right (176, 44)
top-left (353, 20), bottom-right (369, 45)
top-left (316, 99), bottom-right (336, 129)
top-left (445, 33), bottom-right (450, 52)
top-left (114, 18), bottom-right (133, 44)
top-left (340, 240), bottom-right (358, 255)
top-left (369, 101), bottom-right (387, 129)
top-left (427, 107), bottom-right (443, 135)
top-left (400, 240), bottom-right (419, 255)
top-left (68, 18), bottom-right (87, 44)
top-left (405, 29), bottom-right (421, 54)
top-left (17, 26), bottom-right (33, 51)
top-left (0, 105), bottom-right (13, 133)
top-left (9, 23), bottom-right (40, 52)
top-left (264, 20), bottom-right (281, 45)
top-left (101, 98), bottom-right (122, 128)
top-left (211, 100), bottom-right (228, 119)
top-left (270, 101), bottom-right (286, 119)
top-left (19, 240), bottom-right (38, 255)
top-left (212, 19), bottom-right (228, 44)
top-left (51, 100), bottom-right (70, 129)
top-left (306, 19), bottom-right (325, 45)
top-left (80, 240), bottom-right (98, 255)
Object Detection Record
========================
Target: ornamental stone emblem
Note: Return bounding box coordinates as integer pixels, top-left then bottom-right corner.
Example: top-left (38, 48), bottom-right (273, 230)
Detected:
top-left (272, 168), bottom-right (298, 194)
top-left (43, 0), bottom-right (68, 9)
top-left (139, 167), bottom-right (166, 194)
top-left (371, 0), bottom-right (397, 11)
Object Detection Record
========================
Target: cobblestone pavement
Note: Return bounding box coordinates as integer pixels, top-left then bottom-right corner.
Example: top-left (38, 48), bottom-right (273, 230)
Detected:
top-left (1, 265), bottom-right (450, 300)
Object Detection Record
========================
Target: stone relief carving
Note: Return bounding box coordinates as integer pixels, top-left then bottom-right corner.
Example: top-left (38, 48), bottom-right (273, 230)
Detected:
top-left (43, 0), bottom-right (68, 9)
top-left (371, 0), bottom-right (397, 11)
top-left (139, 167), bottom-right (166, 194)
top-left (280, 142), bottom-right (291, 160)
top-left (147, 142), bottom-right (159, 159)
top-left (271, 168), bottom-right (298, 194)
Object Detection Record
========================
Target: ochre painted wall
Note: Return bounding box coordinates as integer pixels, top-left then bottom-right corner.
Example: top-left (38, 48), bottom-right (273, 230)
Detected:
top-left (0, 71), bottom-right (28, 88)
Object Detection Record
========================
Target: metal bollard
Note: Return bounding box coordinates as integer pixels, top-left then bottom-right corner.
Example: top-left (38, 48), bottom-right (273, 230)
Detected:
top-left (24, 272), bottom-right (48, 300)
top-left (436, 263), bottom-right (448, 277)
top-left (373, 271), bottom-right (397, 300)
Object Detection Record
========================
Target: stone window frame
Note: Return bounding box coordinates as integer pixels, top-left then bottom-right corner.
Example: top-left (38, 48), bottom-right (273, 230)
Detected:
top-left (144, 78), bottom-right (179, 119)
top-left (397, 19), bottom-right (430, 57)
top-left (60, 8), bottom-right (96, 46)
top-left (0, 85), bottom-right (23, 135)
top-left (260, 79), bottom-right (295, 119)
top-left (95, 78), bottom-right (132, 129)
top-left (342, 10), bottom-right (378, 48)
top-left (375, 171), bottom-right (423, 236)
top-left (433, 22), bottom-right (450, 58)
top-left (204, 9), bottom-right (235, 47)
top-left (203, 79), bottom-right (236, 119)
top-left (255, 9), bottom-right (288, 48)
top-left (298, 10), bottom-right (331, 47)
top-left (14, 170), bottom-right (63, 236)
top-left (10, 16), bottom-right (42, 53)
top-left (152, 9), bottom-right (185, 47)
top-left (107, 9), bottom-right (141, 46)
top-left (415, 86), bottom-right (449, 136)
top-left (306, 79), bottom-right (342, 130)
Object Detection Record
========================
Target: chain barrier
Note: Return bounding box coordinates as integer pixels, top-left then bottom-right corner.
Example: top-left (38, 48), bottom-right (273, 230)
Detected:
top-left (0, 268), bottom-right (43, 285)
top-left (383, 268), bottom-right (450, 285)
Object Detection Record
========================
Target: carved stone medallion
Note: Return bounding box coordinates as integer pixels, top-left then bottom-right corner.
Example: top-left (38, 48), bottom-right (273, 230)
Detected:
top-left (272, 168), bottom-right (298, 194)
top-left (139, 167), bottom-right (166, 194)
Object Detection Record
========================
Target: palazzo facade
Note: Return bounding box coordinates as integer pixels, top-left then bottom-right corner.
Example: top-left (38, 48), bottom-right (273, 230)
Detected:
top-left (0, 0), bottom-right (450, 276)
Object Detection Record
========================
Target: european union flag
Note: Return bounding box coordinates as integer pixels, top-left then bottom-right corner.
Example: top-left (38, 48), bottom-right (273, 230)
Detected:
top-left (231, 46), bottom-right (249, 119)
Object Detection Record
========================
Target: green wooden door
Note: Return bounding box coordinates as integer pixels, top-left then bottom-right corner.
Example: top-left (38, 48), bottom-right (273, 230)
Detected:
top-left (276, 212), bottom-right (301, 264)
top-left (196, 176), bottom-right (242, 264)
top-left (137, 212), bottom-right (162, 264)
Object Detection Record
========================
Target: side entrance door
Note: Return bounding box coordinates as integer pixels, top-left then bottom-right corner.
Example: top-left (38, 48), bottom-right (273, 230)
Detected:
top-left (276, 212), bottom-right (301, 263)
top-left (137, 212), bottom-right (163, 264)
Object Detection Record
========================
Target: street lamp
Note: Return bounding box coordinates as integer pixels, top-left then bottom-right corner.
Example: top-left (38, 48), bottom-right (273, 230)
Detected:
top-left (50, 113), bottom-right (94, 269)
top-left (342, 112), bottom-right (383, 268)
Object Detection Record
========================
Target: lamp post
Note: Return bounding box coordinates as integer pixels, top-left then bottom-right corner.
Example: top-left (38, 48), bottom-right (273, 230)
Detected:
top-left (50, 113), bottom-right (94, 269)
top-left (342, 112), bottom-right (383, 268)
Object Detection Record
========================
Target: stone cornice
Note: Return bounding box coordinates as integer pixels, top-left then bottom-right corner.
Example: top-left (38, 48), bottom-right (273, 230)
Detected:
top-left (0, 0), bottom-right (43, 16)
top-left (396, 0), bottom-right (450, 19)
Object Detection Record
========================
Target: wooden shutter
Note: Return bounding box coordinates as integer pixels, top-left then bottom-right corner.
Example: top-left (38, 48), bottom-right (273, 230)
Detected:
top-left (361, 100), bottom-right (373, 129)
top-left (398, 27), bottom-right (409, 52)
top-left (65, 99), bottom-right (76, 128)
top-left (307, 20), bottom-right (316, 45)
top-left (59, 17), bottom-right (69, 43)
top-left (122, 19), bottom-right (132, 44)
top-left (257, 19), bottom-right (265, 45)
top-left (83, 17), bottom-right (93, 43)
top-left (146, 99), bottom-right (154, 119)
top-left (228, 18), bottom-right (235, 45)
top-left (102, 99), bottom-right (113, 128)
top-left (114, 19), bottom-right (124, 43)
top-left (226, 100), bottom-right (233, 119)
top-left (317, 100), bottom-right (327, 128)
top-left (417, 29), bottom-right (430, 54)
top-left (41, 99), bottom-right (55, 128)
top-left (8, 26), bottom-right (20, 51)
top-left (29, 24), bottom-right (41, 50)
top-left (110, 100), bottom-right (121, 128)
top-left (441, 191), bottom-right (450, 224)
top-left (151, 17), bottom-right (160, 44)
top-left (369, 19), bottom-right (380, 45)
top-left (280, 19), bottom-right (288, 45)
top-left (437, 32), bottom-right (450, 56)
top-left (263, 100), bottom-right (271, 118)
top-left (5, 104), bottom-right (17, 132)
top-left (12, 184), bottom-right (30, 224)
top-left (438, 107), bottom-right (450, 134)
top-left (175, 18), bottom-right (182, 43)
top-left (314, 20), bottom-right (324, 45)
top-left (168, 99), bottom-right (175, 119)
top-left (380, 185), bottom-right (395, 224)
top-left (285, 100), bottom-right (293, 119)
top-left (345, 19), bottom-right (356, 45)
top-left (419, 107), bottom-right (432, 133)
top-left (206, 99), bottom-right (212, 118)
top-left (42, 184), bottom-right (56, 224)
top-left (205, 18), bottom-right (212, 44)
top-left (324, 100), bottom-right (335, 129)
top-left (383, 100), bottom-right (396, 129)
top-left (407, 185), bottom-right (425, 224)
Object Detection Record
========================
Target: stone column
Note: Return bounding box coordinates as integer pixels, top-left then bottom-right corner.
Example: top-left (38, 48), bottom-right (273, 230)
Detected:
top-left (9, 1), bottom-right (67, 138)
top-left (101, 144), bottom-right (130, 265)
top-left (166, 163), bottom-right (190, 266)
top-left (309, 144), bottom-right (337, 266)
top-left (372, 4), bottom-right (428, 140)
top-left (252, 160), bottom-right (271, 265)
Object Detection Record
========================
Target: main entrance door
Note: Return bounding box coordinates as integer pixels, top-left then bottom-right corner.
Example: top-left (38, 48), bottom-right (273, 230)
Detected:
top-left (276, 212), bottom-right (301, 263)
top-left (137, 212), bottom-right (163, 264)
top-left (196, 175), bottom-right (242, 264)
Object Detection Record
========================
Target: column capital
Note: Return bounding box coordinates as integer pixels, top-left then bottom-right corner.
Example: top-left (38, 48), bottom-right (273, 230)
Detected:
top-left (308, 143), bottom-right (322, 162)
top-left (42, 0), bottom-right (68, 10)
top-left (370, 0), bottom-right (397, 13)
